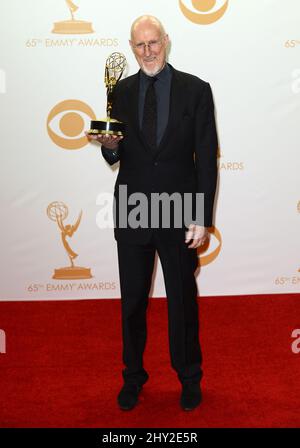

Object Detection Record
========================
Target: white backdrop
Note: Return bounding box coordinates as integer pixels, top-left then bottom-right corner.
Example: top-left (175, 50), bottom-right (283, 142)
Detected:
top-left (0, 0), bottom-right (299, 300)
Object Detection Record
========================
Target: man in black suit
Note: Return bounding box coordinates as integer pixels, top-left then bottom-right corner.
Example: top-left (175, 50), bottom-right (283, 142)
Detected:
top-left (87, 15), bottom-right (218, 411)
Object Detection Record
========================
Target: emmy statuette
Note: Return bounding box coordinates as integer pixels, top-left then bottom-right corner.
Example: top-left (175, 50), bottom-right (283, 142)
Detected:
top-left (88, 52), bottom-right (127, 136)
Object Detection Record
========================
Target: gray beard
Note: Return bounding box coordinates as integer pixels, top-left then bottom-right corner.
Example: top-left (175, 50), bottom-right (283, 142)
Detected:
top-left (141, 61), bottom-right (166, 77)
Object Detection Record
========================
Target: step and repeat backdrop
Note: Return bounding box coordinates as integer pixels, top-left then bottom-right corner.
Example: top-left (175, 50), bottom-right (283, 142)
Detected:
top-left (0, 0), bottom-right (299, 300)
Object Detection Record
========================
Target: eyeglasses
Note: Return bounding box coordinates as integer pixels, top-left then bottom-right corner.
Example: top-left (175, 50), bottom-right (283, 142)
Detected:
top-left (132, 38), bottom-right (163, 53)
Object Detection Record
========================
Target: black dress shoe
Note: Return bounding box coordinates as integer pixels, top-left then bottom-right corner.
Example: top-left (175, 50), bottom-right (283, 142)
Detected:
top-left (117, 383), bottom-right (143, 410)
top-left (180, 382), bottom-right (202, 411)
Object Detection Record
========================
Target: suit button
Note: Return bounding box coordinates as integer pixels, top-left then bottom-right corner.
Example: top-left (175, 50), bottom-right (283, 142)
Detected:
top-left (154, 162), bottom-right (158, 166)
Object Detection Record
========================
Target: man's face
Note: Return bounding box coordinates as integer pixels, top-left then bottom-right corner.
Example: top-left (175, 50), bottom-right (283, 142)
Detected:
top-left (130, 22), bottom-right (169, 76)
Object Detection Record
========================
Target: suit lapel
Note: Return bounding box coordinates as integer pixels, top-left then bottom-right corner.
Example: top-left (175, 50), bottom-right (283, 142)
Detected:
top-left (126, 73), bottom-right (141, 141)
top-left (154, 67), bottom-right (186, 158)
top-left (126, 71), bottom-right (156, 155)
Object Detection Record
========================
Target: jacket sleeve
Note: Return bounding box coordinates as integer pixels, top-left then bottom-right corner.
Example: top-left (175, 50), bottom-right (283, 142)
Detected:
top-left (101, 146), bottom-right (120, 165)
top-left (194, 82), bottom-right (218, 227)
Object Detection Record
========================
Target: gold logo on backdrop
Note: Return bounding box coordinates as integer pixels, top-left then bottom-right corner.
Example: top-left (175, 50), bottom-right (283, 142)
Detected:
top-left (197, 226), bottom-right (222, 266)
top-left (217, 147), bottom-right (244, 171)
top-left (47, 202), bottom-right (92, 279)
top-left (179, 0), bottom-right (229, 25)
top-left (52, 0), bottom-right (94, 34)
top-left (47, 100), bottom-right (96, 149)
top-left (285, 40), bottom-right (300, 48)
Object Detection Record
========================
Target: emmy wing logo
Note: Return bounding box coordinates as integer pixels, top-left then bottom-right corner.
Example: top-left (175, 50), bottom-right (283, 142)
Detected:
top-left (179, 0), bottom-right (229, 25)
top-left (197, 226), bottom-right (222, 266)
top-left (47, 202), bottom-right (92, 279)
top-left (47, 100), bottom-right (96, 150)
top-left (52, 0), bottom-right (94, 34)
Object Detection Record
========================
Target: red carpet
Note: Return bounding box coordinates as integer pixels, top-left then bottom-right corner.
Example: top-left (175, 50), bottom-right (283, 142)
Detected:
top-left (0, 294), bottom-right (300, 428)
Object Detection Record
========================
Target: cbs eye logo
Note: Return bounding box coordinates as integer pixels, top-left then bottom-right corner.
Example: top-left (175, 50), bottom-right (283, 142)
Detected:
top-left (47, 100), bottom-right (96, 150)
top-left (179, 0), bottom-right (229, 25)
top-left (197, 226), bottom-right (222, 266)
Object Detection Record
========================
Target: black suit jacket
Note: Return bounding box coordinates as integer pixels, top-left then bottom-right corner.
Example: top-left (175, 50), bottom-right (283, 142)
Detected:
top-left (102, 64), bottom-right (218, 244)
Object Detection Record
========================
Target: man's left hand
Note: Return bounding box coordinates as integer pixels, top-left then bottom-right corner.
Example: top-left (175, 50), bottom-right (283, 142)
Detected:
top-left (185, 224), bottom-right (209, 249)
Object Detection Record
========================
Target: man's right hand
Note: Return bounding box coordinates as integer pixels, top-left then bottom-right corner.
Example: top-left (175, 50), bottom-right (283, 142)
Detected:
top-left (85, 131), bottom-right (123, 150)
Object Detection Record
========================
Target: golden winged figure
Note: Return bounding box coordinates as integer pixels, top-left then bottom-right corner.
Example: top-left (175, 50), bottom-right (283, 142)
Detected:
top-left (66, 0), bottom-right (79, 20)
top-left (56, 210), bottom-right (82, 267)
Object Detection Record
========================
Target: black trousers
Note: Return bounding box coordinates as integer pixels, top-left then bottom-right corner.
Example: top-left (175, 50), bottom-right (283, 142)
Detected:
top-left (117, 230), bottom-right (203, 387)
